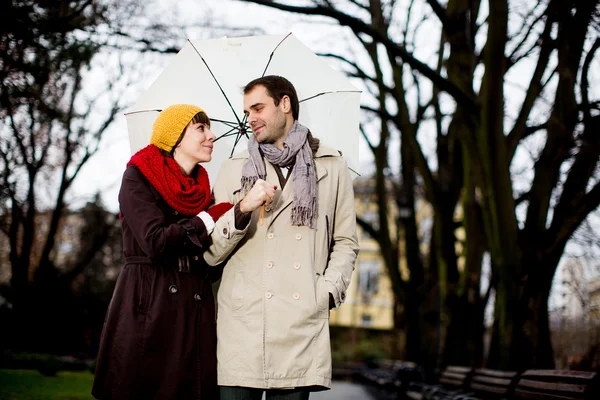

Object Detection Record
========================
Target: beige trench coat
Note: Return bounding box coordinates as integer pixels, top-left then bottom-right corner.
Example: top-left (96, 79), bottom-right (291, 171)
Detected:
top-left (204, 144), bottom-right (359, 390)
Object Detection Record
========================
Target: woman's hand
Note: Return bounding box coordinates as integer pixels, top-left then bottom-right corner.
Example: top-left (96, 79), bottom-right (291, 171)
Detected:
top-left (239, 179), bottom-right (277, 213)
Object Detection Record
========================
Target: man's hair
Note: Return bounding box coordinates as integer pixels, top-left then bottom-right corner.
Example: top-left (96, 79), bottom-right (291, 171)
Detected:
top-left (244, 75), bottom-right (300, 120)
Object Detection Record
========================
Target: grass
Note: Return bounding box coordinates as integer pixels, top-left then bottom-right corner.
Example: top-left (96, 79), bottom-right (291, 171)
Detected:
top-left (0, 369), bottom-right (94, 400)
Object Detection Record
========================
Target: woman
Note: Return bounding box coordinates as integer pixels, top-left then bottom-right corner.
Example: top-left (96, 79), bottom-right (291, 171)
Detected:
top-left (92, 104), bottom-right (233, 399)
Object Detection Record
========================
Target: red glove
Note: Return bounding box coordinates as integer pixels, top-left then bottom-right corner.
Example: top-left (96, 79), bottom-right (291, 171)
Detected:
top-left (206, 202), bottom-right (233, 221)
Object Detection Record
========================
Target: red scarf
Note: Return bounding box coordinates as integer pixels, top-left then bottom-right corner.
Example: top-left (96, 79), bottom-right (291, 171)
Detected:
top-left (127, 144), bottom-right (211, 215)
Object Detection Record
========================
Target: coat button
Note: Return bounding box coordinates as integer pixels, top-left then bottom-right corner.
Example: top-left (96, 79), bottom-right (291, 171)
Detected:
top-left (295, 233), bottom-right (302, 240)
top-left (173, 210), bottom-right (178, 215)
top-left (194, 293), bottom-right (202, 302)
top-left (169, 285), bottom-right (178, 294)
top-left (265, 205), bottom-right (272, 212)
top-left (293, 293), bottom-right (300, 300)
top-left (293, 262), bottom-right (301, 270)
top-left (223, 228), bottom-right (228, 235)
top-left (267, 262), bottom-right (274, 269)
top-left (193, 255), bottom-right (199, 261)
top-left (265, 292), bottom-right (273, 299)
top-left (267, 233), bottom-right (274, 239)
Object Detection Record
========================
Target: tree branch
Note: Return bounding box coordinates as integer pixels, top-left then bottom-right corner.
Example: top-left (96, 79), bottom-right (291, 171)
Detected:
top-left (507, 7), bottom-right (554, 159)
top-left (242, 0), bottom-right (477, 109)
top-left (580, 38), bottom-right (600, 121)
top-left (425, 0), bottom-right (449, 28)
top-left (356, 216), bottom-right (380, 242)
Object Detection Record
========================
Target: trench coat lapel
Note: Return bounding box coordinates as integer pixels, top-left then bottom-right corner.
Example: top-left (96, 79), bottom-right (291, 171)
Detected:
top-left (267, 158), bottom-right (328, 228)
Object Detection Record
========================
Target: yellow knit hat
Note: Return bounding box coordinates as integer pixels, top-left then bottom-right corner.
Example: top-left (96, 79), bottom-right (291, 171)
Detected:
top-left (150, 104), bottom-right (206, 151)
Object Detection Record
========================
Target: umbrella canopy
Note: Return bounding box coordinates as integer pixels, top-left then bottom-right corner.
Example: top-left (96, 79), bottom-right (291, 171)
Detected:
top-left (125, 33), bottom-right (361, 184)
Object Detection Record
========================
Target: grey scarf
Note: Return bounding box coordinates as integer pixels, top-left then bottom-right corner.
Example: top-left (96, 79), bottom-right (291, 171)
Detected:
top-left (241, 121), bottom-right (317, 229)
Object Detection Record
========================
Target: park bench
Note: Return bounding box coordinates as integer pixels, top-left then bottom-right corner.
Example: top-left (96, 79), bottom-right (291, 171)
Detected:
top-left (360, 360), bottom-right (424, 392)
top-left (404, 365), bottom-right (475, 399)
top-left (467, 368), bottom-right (519, 399)
top-left (403, 367), bottom-right (599, 400)
top-left (512, 369), bottom-right (599, 400)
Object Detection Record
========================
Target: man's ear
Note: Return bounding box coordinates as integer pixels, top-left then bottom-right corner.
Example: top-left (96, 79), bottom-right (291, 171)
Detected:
top-left (281, 95), bottom-right (292, 114)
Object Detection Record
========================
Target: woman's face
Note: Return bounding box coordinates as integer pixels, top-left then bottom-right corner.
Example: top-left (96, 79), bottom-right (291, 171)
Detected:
top-left (176, 121), bottom-right (215, 164)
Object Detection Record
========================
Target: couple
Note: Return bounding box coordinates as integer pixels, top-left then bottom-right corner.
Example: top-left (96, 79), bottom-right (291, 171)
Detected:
top-left (92, 76), bottom-right (359, 400)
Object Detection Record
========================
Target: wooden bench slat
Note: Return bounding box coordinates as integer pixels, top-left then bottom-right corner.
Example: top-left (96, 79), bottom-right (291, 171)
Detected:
top-left (472, 375), bottom-right (513, 386)
top-left (521, 370), bottom-right (597, 381)
top-left (470, 382), bottom-right (510, 394)
top-left (514, 388), bottom-right (584, 400)
top-left (447, 366), bottom-right (473, 374)
top-left (442, 371), bottom-right (470, 381)
top-left (440, 377), bottom-right (464, 387)
top-left (474, 368), bottom-right (518, 379)
top-left (517, 379), bottom-right (587, 394)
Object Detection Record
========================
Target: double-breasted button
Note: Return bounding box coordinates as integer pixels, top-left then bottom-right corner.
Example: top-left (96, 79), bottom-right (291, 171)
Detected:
top-left (267, 233), bottom-right (274, 239)
top-left (168, 285), bottom-right (178, 294)
top-left (292, 293), bottom-right (300, 300)
top-left (267, 261), bottom-right (274, 269)
top-left (295, 233), bottom-right (302, 240)
top-left (293, 262), bottom-right (301, 270)
top-left (265, 292), bottom-right (273, 299)
top-left (194, 293), bottom-right (202, 302)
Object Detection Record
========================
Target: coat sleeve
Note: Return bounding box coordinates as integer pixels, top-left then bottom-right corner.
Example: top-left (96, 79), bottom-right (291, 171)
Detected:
top-left (322, 158), bottom-right (359, 308)
top-left (119, 166), bottom-right (210, 259)
top-left (203, 160), bottom-right (250, 266)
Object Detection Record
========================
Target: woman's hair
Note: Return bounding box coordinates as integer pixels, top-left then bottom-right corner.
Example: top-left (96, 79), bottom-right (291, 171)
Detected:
top-left (169, 111), bottom-right (211, 155)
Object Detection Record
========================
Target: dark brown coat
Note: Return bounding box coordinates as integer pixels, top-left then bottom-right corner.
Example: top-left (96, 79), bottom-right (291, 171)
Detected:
top-left (92, 165), bottom-right (220, 400)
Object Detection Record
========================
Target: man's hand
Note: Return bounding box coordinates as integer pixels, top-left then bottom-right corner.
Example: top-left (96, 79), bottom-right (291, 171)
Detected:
top-left (239, 179), bottom-right (277, 213)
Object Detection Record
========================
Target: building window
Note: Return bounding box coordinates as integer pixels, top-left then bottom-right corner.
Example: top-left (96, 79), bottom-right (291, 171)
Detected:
top-left (358, 259), bottom-right (381, 301)
top-left (361, 314), bottom-right (373, 327)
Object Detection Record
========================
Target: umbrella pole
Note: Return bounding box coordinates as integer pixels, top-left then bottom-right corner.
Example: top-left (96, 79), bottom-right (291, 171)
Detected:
top-left (249, 154), bottom-right (265, 226)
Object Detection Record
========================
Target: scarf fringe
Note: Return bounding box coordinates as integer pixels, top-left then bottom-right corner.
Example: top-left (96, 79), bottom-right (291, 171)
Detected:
top-left (241, 176), bottom-right (258, 196)
top-left (291, 203), bottom-right (317, 229)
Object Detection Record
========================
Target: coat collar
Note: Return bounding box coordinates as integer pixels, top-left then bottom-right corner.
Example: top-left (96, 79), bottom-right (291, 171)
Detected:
top-left (230, 144), bottom-right (341, 228)
top-left (230, 144), bottom-right (341, 183)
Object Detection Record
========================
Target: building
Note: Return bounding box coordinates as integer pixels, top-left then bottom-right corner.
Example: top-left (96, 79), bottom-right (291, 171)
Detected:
top-left (329, 177), bottom-right (397, 330)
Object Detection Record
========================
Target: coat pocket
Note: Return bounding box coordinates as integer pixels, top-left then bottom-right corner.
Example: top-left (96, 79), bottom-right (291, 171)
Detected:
top-left (231, 270), bottom-right (245, 312)
top-left (315, 277), bottom-right (330, 319)
top-left (136, 265), bottom-right (151, 314)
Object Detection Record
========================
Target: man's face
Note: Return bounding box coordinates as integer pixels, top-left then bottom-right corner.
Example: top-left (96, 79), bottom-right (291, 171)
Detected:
top-left (243, 85), bottom-right (288, 146)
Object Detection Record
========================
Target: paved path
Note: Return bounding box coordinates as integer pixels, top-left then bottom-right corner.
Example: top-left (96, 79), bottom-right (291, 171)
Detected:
top-left (311, 381), bottom-right (380, 400)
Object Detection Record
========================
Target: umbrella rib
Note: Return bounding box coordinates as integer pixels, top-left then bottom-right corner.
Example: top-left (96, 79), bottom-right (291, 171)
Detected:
top-left (300, 90), bottom-right (362, 103)
top-left (231, 132), bottom-right (246, 157)
top-left (214, 127), bottom-right (239, 142)
top-left (188, 40), bottom-right (243, 127)
top-left (261, 32), bottom-right (293, 77)
top-left (211, 118), bottom-right (240, 128)
top-left (124, 109), bottom-right (162, 115)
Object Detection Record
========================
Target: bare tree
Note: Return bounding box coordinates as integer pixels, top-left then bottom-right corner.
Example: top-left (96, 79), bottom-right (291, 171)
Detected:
top-left (240, 0), bottom-right (600, 369)
top-left (0, 0), bottom-right (129, 350)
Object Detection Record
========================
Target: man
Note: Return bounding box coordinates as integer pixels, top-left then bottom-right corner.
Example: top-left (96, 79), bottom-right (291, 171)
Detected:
top-left (205, 75), bottom-right (359, 399)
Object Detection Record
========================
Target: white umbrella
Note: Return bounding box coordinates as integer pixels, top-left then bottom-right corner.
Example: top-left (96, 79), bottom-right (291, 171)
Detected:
top-left (125, 33), bottom-right (361, 184)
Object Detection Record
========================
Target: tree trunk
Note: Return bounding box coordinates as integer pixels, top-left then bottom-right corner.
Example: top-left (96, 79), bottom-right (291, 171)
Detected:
top-left (514, 271), bottom-right (555, 368)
